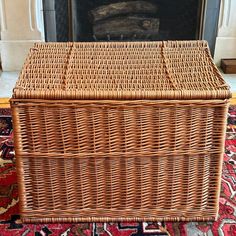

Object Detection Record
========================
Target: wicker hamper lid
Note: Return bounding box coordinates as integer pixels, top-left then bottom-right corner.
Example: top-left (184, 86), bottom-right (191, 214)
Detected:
top-left (13, 40), bottom-right (231, 100)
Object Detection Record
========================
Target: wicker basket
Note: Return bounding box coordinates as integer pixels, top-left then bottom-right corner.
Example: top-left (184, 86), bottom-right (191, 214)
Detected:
top-left (11, 41), bottom-right (231, 223)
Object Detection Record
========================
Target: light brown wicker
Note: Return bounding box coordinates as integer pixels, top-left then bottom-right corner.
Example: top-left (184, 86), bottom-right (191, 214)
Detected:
top-left (11, 41), bottom-right (231, 223)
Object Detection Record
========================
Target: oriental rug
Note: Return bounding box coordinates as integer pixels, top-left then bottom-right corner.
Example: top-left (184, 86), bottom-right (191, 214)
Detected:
top-left (0, 107), bottom-right (235, 236)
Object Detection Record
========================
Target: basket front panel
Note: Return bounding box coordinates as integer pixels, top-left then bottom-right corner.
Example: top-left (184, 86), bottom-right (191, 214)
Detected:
top-left (12, 100), bottom-right (228, 222)
top-left (18, 153), bottom-right (220, 221)
top-left (14, 101), bottom-right (226, 155)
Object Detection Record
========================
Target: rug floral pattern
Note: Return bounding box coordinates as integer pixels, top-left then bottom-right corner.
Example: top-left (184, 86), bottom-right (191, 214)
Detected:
top-left (0, 107), bottom-right (235, 236)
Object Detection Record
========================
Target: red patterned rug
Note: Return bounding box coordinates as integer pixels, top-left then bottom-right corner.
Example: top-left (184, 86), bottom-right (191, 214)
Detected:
top-left (0, 107), bottom-right (235, 236)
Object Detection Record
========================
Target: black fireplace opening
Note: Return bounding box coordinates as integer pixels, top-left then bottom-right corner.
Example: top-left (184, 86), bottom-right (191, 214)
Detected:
top-left (72, 0), bottom-right (202, 42)
top-left (43, 0), bottom-right (221, 53)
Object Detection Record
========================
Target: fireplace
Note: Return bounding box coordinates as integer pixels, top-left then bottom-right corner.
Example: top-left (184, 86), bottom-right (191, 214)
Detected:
top-left (43, 0), bottom-right (220, 53)
top-left (72, 0), bottom-right (203, 42)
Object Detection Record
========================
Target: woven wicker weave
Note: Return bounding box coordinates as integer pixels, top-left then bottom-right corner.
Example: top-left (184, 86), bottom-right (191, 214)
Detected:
top-left (13, 41), bottom-right (230, 100)
top-left (11, 41), bottom-right (230, 223)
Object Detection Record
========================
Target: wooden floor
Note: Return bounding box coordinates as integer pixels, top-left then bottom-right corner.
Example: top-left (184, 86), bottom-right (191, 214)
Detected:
top-left (230, 93), bottom-right (236, 105)
top-left (0, 98), bottom-right (10, 108)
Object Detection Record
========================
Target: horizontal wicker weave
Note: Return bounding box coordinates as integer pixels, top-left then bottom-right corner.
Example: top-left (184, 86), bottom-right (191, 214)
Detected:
top-left (11, 41), bottom-right (231, 223)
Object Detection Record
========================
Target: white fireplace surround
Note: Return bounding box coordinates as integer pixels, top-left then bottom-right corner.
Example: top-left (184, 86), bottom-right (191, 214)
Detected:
top-left (0, 0), bottom-right (44, 71)
top-left (0, 0), bottom-right (235, 71)
top-left (214, 0), bottom-right (236, 66)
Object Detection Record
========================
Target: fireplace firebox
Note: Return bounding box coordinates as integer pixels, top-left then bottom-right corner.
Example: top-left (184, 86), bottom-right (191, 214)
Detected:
top-left (43, 0), bottom-right (221, 54)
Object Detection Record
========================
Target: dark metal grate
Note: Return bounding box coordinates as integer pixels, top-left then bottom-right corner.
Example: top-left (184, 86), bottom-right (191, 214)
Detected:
top-left (55, 0), bottom-right (69, 42)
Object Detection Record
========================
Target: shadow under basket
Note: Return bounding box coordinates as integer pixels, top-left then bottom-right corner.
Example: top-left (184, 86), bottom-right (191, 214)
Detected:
top-left (11, 41), bottom-right (231, 223)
